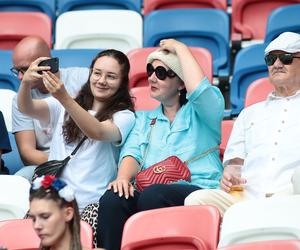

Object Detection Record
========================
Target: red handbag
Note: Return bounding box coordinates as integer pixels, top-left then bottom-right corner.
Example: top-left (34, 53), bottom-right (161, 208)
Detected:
top-left (134, 118), bottom-right (218, 192)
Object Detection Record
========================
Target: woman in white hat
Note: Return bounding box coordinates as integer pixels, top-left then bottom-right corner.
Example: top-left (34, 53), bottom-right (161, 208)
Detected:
top-left (97, 39), bottom-right (225, 250)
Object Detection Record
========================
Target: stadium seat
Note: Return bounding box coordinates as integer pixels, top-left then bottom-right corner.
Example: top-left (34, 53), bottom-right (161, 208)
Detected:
top-left (127, 47), bottom-right (213, 88)
top-left (0, 219), bottom-right (93, 248)
top-left (265, 4), bottom-right (300, 43)
top-left (0, 0), bottom-right (56, 25)
top-left (0, 89), bottom-right (16, 131)
top-left (0, 50), bottom-right (20, 92)
top-left (121, 205), bottom-right (221, 250)
top-left (143, 8), bottom-right (230, 77)
top-left (219, 195), bottom-right (300, 247)
top-left (218, 240), bottom-right (300, 250)
top-left (55, 10), bottom-right (142, 53)
top-left (230, 44), bottom-right (268, 115)
top-left (0, 175), bottom-right (30, 219)
top-left (220, 120), bottom-right (234, 161)
top-left (0, 203), bottom-right (26, 221)
top-left (52, 49), bottom-right (101, 68)
top-left (0, 12), bottom-right (52, 49)
top-left (58, 0), bottom-right (141, 14)
top-left (244, 77), bottom-right (274, 108)
top-left (2, 132), bottom-right (24, 174)
top-left (130, 86), bottom-right (160, 110)
top-left (231, 0), bottom-right (300, 44)
top-left (143, 0), bottom-right (227, 15)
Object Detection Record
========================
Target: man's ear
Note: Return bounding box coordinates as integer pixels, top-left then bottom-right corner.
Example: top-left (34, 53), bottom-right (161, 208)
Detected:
top-left (64, 206), bottom-right (74, 222)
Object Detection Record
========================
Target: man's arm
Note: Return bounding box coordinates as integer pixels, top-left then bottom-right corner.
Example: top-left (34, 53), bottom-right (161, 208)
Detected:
top-left (15, 130), bottom-right (48, 165)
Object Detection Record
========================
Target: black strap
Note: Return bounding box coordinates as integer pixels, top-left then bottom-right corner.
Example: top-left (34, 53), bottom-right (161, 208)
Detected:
top-left (70, 136), bottom-right (87, 157)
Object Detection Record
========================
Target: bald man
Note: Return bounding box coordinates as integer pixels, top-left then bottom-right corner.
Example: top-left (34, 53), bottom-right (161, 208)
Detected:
top-left (12, 36), bottom-right (89, 179)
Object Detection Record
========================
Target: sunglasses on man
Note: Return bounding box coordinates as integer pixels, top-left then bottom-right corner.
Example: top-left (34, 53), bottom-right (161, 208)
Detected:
top-left (264, 53), bottom-right (300, 66)
top-left (146, 63), bottom-right (176, 80)
top-left (10, 67), bottom-right (28, 77)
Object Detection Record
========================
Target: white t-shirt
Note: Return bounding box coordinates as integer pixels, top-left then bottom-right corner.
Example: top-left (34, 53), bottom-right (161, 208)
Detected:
top-left (45, 97), bottom-right (135, 211)
top-left (224, 91), bottom-right (300, 199)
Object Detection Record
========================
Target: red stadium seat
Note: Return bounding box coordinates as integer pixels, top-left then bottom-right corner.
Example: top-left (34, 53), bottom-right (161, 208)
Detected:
top-left (130, 86), bottom-right (160, 111)
top-left (0, 12), bottom-right (52, 49)
top-left (220, 120), bottom-right (234, 161)
top-left (244, 77), bottom-right (274, 108)
top-left (143, 0), bottom-right (227, 15)
top-left (218, 240), bottom-right (300, 250)
top-left (231, 0), bottom-right (300, 42)
top-left (127, 47), bottom-right (213, 89)
top-left (121, 205), bottom-right (221, 250)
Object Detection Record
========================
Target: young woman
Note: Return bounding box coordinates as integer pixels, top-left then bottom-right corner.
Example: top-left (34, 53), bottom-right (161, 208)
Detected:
top-left (29, 175), bottom-right (104, 250)
top-left (97, 39), bottom-right (225, 249)
top-left (17, 49), bottom-right (135, 212)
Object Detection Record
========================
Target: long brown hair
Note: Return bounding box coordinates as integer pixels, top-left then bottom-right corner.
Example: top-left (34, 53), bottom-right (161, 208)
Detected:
top-left (62, 49), bottom-right (134, 144)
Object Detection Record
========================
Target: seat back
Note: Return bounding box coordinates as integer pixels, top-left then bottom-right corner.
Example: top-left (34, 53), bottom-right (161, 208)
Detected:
top-left (130, 86), bottom-right (160, 111)
top-left (121, 205), bottom-right (221, 250)
top-left (55, 10), bottom-right (142, 53)
top-left (58, 0), bottom-right (141, 14)
top-left (0, 12), bottom-right (52, 49)
top-left (127, 46), bottom-right (213, 88)
top-left (143, 0), bottom-right (227, 15)
top-left (143, 8), bottom-right (230, 77)
top-left (0, 203), bottom-right (26, 221)
top-left (52, 49), bottom-right (101, 68)
top-left (0, 219), bottom-right (93, 248)
top-left (230, 44), bottom-right (268, 115)
top-left (0, 50), bottom-right (20, 92)
top-left (220, 120), bottom-right (234, 161)
top-left (218, 240), bottom-right (300, 250)
top-left (0, 89), bottom-right (16, 131)
top-left (265, 4), bottom-right (300, 43)
top-left (244, 77), bottom-right (274, 108)
top-left (231, 0), bottom-right (300, 41)
top-left (219, 195), bottom-right (300, 247)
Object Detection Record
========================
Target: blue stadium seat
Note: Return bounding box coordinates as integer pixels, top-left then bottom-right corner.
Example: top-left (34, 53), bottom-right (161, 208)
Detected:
top-left (143, 8), bottom-right (230, 77)
top-left (265, 4), bottom-right (300, 43)
top-left (52, 49), bottom-right (101, 68)
top-left (58, 0), bottom-right (141, 14)
top-left (230, 44), bottom-right (268, 115)
top-left (0, 0), bottom-right (56, 25)
top-left (2, 132), bottom-right (24, 175)
top-left (0, 50), bottom-right (20, 92)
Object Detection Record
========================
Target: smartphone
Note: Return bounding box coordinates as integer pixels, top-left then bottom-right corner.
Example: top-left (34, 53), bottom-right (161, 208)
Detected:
top-left (38, 57), bottom-right (59, 74)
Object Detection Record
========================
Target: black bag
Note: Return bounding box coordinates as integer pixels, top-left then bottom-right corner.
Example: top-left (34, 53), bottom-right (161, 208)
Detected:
top-left (32, 137), bottom-right (86, 181)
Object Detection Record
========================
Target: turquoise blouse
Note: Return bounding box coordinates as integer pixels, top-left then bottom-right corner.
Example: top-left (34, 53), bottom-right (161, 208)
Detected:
top-left (120, 77), bottom-right (225, 189)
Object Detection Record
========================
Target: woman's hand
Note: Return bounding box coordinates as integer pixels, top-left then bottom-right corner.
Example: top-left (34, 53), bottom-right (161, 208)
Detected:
top-left (159, 38), bottom-right (185, 54)
top-left (107, 178), bottom-right (135, 199)
top-left (42, 71), bottom-right (68, 100)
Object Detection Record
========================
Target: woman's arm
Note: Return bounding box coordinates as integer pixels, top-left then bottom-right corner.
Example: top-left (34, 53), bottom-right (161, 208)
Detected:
top-left (159, 39), bottom-right (205, 93)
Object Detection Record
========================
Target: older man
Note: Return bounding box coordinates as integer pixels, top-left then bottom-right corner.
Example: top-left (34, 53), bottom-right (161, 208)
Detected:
top-left (185, 32), bottom-right (300, 215)
top-left (12, 36), bottom-right (89, 179)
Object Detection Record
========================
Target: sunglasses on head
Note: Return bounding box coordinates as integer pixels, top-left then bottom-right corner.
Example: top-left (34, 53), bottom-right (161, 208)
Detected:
top-left (264, 53), bottom-right (300, 66)
top-left (146, 63), bottom-right (176, 80)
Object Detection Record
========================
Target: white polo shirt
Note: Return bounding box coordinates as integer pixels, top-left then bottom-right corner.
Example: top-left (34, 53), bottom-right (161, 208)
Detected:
top-left (224, 91), bottom-right (300, 198)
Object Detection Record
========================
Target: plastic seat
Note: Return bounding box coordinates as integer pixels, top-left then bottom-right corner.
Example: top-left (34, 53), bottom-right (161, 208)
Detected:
top-left (58, 0), bottom-right (141, 14)
top-left (0, 12), bottom-right (52, 49)
top-left (0, 0), bottom-right (56, 25)
top-left (0, 50), bottom-right (20, 92)
top-left (265, 4), bottom-right (300, 44)
top-left (0, 219), bottom-right (93, 248)
top-left (52, 49), bottom-right (101, 68)
top-left (0, 203), bottom-right (26, 220)
top-left (244, 77), bottom-right (274, 108)
top-left (144, 9), bottom-right (230, 77)
top-left (2, 132), bottom-right (24, 174)
top-left (231, 0), bottom-right (300, 44)
top-left (0, 175), bottom-right (30, 219)
top-left (127, 47), bottom-right (213, 88)
top-left (230, 44), bottom-right (268, 115)
top-left (219, 195), bottom-right (300, 247)
top-left (121, 205), bottom-right (221, 250)
top-left (220, 120), bottom-right (234, 161)
top-left (130, 86), bottom-right (160, 111)
top-left (55, 10), bottom-right (142, 53)
top-left (218, 240), bottom-right (300, 250)
top-left (143, 0), bottom-right (227, 15)
top-left (0, 89), bottom-right (16, 131)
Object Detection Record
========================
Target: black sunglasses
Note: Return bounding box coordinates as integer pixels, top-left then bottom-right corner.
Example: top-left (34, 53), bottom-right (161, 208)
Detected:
top-left (10, 66), bottom-right (28, 77)
top-left (264, 53), bottom-right (300, 66)
top-left (146, 63), bottom-right (176, 80)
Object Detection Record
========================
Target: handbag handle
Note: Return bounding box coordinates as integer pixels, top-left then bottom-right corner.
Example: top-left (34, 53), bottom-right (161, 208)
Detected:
top-left (140, 118), bottom-right (219, 170)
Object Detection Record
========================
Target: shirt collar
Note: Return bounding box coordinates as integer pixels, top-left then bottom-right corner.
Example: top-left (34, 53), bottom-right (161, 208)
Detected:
top-left (266, 89), bottom-right (300, 103)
